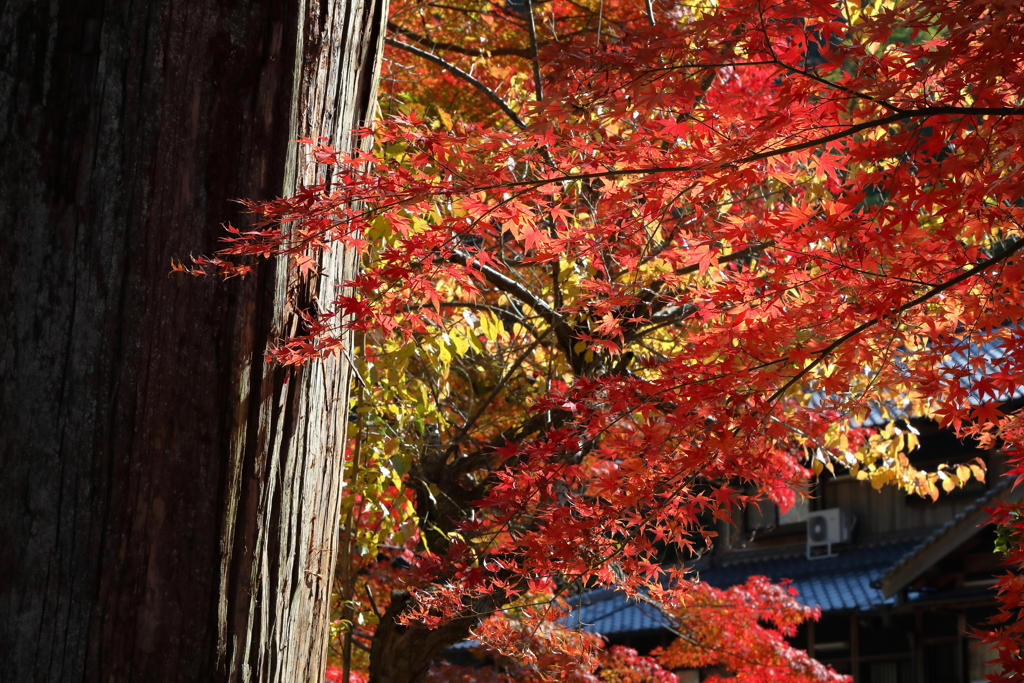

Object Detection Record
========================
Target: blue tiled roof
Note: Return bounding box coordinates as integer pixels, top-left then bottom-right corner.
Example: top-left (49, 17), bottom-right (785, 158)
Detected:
top-left (808, 336), bottom-right (1024, 427)
top-left (943, 339), bottom-right (1024, 404)
top-left (558, 536), bottom-right (926, 637)
top-left (560, 588), bottom-right (676, 634)
top-left (878, 478), bottom-right (1019, 596)
top-left (696, 536), bottom-right (924, 612)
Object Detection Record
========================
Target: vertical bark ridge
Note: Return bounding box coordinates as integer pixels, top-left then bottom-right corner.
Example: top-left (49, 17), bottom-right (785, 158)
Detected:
top-left (221, 0), bottom-right (389, 680)
top-left (0, 0), bottom-right (386, 681)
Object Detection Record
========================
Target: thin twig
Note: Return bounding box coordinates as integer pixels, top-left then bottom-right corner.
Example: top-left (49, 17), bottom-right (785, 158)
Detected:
top-left (365, 585), bottom-right (382, 620)
top-left (772, 58), bottom-right (902, 113)
top-left (445, 327), bottom-right (552, 456)
top-left (447, 249), bottom-right (570, 343)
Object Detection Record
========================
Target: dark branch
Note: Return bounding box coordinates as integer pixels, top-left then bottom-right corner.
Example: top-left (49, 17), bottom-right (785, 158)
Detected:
top-left (385, 37), bottom-right (527, 129)
top-left (469, 106), bottom-right (1024, 191)
top-left (388, 21), bottom-right (532, 58)
top-left (445, 328), bottom-right (551, 457)
top-left (448, 249), bottom-right (578, 358)
top-left (769, 238), bottom-right (1024, 402)
top-left (523, 0), bottom-right (544, 101)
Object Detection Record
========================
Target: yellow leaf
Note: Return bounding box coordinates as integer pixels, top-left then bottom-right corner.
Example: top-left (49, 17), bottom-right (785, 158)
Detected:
top-left (450, 329), bottom-right (469, 356)
top-left (478, 312), bottom-right (495, 340)
top-left (371, 215), bottom-right (391, 235)
top-left (468, 330), bottom-right (485, 353)
top-left (397, 342), bottom-right (416, 361)
top-left (437, 342), bottom-right (452, 365)
top-left (904, 433), bottom-right (919, 452)
top-left (438, 108), bottom-right (453, 131)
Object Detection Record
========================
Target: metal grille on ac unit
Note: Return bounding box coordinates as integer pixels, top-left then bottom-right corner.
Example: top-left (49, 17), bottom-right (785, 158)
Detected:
top-left (806, 508), bottom-right (855, 559)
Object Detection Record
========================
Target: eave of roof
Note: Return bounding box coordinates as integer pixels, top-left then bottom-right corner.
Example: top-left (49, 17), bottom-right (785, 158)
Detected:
top-left (877, 477), bottom-right (1023, 598)
top-left (694, 534), bottom-right (926, 612)
top-left (556, 534), bottom-right (931, 638)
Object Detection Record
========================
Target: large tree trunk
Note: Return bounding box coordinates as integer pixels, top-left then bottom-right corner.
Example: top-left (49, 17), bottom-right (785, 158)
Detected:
top-left (0, 0), bottom-right (386, 681)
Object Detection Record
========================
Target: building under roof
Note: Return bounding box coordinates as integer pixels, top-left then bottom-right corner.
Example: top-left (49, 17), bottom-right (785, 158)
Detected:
top-left (558, 459), bottom-right (1019, 683)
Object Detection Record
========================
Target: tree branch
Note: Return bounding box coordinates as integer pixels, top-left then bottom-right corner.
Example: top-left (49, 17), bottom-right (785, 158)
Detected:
top-left (445, 328), bottom-right (552, 457)
top-left (437, 301), bottom-right (544, 340)
top-left (769, 238), bottom-right (1024, 403)
top-left (388, 21), bottom-right (532, 58)
top-left (624, 304), bottom-right (698, 343)
top-left (469, 106), bottom-right (1024, 191)
top-left (772, 58), bottom-right (902, 113)
top-left (523, 0), bottom-right (544, 101)
top-left (448, 249), bottom-right (578, 358)
top-left (626, 241), bottom-right (774, 334)
top-left (385, 37), bottom-right (527, 129)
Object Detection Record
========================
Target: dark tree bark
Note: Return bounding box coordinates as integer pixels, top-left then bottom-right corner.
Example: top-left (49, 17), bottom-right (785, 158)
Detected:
top-left (0, 0), bottom-right (386, 681)
top-left (369, 592), bottom-right (508, 683)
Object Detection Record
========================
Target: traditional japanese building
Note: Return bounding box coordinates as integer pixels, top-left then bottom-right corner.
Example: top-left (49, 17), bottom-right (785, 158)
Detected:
top-left (567, 424), bottom-right (1017, 683)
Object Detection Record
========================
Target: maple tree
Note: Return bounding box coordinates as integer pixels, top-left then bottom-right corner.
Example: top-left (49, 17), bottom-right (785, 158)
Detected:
top-left (180, 0), bottom-right (1024, 680)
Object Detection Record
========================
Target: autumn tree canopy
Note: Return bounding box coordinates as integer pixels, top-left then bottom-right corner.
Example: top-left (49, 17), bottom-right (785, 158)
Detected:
top-left (182, 0), bottom-right (1024, 680)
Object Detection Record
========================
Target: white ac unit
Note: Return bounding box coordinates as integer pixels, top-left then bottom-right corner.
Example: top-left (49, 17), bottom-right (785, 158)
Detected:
top-left (806, 508), bottom-right (855, 559)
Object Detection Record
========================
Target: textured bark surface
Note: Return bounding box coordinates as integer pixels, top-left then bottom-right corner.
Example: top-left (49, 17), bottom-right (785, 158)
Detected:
top-left (369, 593), bottom-right (502, 683)
top-left (0, 0), bottom-right (385, 681)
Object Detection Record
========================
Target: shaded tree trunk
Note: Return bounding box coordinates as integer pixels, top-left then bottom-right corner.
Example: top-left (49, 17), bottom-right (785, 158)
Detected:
top-left (369, 592), bottom-right (505, 683)
top-left (0, 0), bottom-right (385, 681)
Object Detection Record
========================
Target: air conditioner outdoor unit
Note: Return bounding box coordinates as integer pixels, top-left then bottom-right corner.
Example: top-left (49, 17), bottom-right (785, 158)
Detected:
top-left (806, 508), bottom-right (855, 559)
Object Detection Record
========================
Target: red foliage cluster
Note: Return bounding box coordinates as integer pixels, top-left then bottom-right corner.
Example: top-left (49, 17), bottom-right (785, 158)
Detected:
top-left (327, 666), bottom-right (368, 683)
top-left (656, 577), bottom-right (844, 683)
top-left (976, 494), bottom-right (1024, 680)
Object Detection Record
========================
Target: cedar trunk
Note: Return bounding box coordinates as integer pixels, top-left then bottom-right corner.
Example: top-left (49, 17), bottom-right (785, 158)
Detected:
top-left (0, 0), bottom-right (385, 681)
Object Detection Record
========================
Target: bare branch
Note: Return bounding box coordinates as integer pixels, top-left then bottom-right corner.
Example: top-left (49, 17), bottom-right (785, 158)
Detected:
top-left (447, 249), bottom-right (562, 328)
top-left (772, 58), bottom-right (902, 113)
top-left (523, 0), bottom-right (544, 101)
top-left (385, 37), bottom-right (527, 129)
top-left (438, 301), bottom-right (544, 339)
top-left (445, 328), bottom-right (552, 456)
top-left (624, 304), bottom-right (698, 343)
top-left (388, 21), bottom-right (532, 58)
